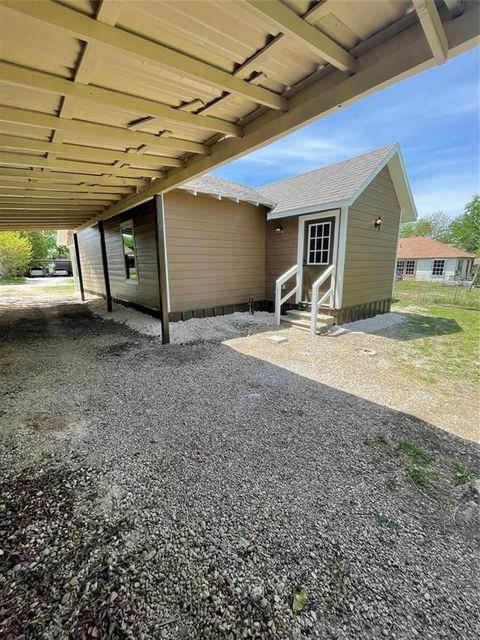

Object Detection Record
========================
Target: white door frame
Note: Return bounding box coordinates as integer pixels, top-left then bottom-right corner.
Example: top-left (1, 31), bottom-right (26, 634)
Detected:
top-left (296, 209), bottom-right (341, 306)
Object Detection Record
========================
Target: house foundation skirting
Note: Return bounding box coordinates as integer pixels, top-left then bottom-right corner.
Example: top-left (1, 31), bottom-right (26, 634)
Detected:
top-left (264, 298), bottom-right (392, 324)
top-left (84, 290), bottom-right (267, 322)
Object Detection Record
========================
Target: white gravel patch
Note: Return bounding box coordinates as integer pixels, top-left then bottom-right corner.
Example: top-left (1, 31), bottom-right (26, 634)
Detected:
top-left (327, 311), bottom-right (409, 336)
top-left (92, 301), bottom-right (276, 343)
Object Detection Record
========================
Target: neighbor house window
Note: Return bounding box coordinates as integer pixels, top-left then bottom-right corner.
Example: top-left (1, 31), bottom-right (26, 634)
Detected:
top-left (405, 260), bottom-right (416, 275)
top-left (121, 221), bottom-right (138, 281)
top-left (307, 221), bottom-right (331, 265)
top-left (396, 260), bottom-right (405, 276)
top-left (431, 259), bottom-right (445, 276)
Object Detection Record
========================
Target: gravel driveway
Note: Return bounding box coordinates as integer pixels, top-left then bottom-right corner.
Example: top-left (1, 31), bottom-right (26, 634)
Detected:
top-left (1, 297), bottom-right (479, 639)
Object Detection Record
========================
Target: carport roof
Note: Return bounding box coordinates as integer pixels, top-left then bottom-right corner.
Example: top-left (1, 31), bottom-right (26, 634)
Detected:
top-left (0, 0), bottom-right (478, 231)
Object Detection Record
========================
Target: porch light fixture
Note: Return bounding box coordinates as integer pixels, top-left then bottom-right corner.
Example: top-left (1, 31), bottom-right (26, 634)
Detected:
top-left (274, 225), bottom-right (284, 234)
top-left (374, 216), bottom-right (383, 230)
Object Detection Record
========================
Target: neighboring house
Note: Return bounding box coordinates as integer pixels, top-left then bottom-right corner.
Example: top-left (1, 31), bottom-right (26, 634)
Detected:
top-left (397, 237), bottom-right (475, 281)
top-left (75, 144), bottom-right (416, 328)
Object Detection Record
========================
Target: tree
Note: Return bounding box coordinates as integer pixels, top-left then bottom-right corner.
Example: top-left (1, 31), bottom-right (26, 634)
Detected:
top-left (18, 230), bottom-right (57, 263)
top-left (400, 211), bottom-right (452, 242)
top-left (0, 232), bottom-right (32, 278)
top-left (449, 195), bottom-right (480, 255)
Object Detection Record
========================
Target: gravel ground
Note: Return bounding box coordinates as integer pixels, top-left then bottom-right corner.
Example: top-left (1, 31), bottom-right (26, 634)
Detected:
top-left (1, 297), bottom-right (479, 639)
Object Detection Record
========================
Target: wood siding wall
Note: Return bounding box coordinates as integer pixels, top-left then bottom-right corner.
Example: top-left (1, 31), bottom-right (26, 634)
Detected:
top-left (164, 191), bottom-right (266, 312)
top-left (341, 166), bottom-right (401, 307)
top-left (77, 200), bottom-right (161, 310)
top-left (77, 225), bottom-right (105, 295)
top-left (104, 200), bottom-right (160, 310)
top-left (265, 215), bottom-right (298, 301)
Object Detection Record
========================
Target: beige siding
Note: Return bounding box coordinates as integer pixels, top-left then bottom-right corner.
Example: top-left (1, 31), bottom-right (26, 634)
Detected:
top-left (77, 201), bottom-right (161, 309)
top-left (164, 191), bottom-right (266, 312)
top-left (265, 216), bottom-right (298, 301)
top-left (342, 166), bottom-right (401, 307)
top-left (77, 226), bottom-right (105, 295)
top-left (104, 201), bottom-right (160, 310)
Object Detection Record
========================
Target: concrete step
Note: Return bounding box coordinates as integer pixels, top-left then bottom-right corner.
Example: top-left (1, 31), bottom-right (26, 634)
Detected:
top-left (281, 314), bottom-right (334, 334)
top-left (285, 309), bottom-right (333, 323)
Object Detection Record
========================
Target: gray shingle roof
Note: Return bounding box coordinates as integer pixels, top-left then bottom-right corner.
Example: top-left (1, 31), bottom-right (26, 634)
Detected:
top-left (257, 145), bottom-right (397, 216)
top-left (180, 175), bottom-right (274, 207)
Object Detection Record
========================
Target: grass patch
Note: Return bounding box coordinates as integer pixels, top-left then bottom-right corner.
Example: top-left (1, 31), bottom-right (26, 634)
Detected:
top-left (391, 304), bottom-right (479, 384)
top-left (398, 440), bottom-right (434, 465)
top-left (0, 281), bottom-right (75, 297)
top-left (451, 460), bottom-right (477, 486)
top-left (0, 276), bottom-right (26, 285)
top-left (374, 512), bottom-right (399, 529)
top-left (406, 465), bottom-right (438, 493)
top-left (393, 280), bottom-right (480, 310)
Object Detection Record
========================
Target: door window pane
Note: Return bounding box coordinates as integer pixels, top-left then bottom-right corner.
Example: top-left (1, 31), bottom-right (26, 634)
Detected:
top-left (307, 221), bottom-right (331, 265)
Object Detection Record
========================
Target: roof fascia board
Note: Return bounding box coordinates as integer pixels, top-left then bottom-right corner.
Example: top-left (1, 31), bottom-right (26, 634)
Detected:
top-left (266, 200), bottom-right (347, 221)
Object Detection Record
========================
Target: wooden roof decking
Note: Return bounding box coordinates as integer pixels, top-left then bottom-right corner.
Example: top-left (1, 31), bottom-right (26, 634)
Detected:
top-left (0, 0), bottom-right (478, 230)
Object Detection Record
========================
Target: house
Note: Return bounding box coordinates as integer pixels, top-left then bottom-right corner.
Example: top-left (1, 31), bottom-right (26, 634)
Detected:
top-left (74, 144), bottom-right (416, 332)
top-left (396, 237), bottom-right (475, 281)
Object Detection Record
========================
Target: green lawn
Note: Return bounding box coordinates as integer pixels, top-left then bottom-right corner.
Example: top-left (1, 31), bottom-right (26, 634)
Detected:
top-left (394, 279), bottom-right (480, 310)
top-left (392, 303), bottom-right (480, 384)
top-left (0, 276), bottom-right (26, 285)
top-left (0, 280), bottom-right (76, 296)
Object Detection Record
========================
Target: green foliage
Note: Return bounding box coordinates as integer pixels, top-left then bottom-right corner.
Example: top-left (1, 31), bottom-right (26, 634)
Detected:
top-left (400, 211), bottom-right (452, 242)
top-left (292, 588), bottom-right (307, 612)
top-left (0, 232), bottom-right (32, 277)
top-left (449, 195), bottom-right (480, 255)
top-left (398, 440), bottom-right (434, 465)
top-left (451, 461), bottom-right (476, 486)
top-left (18, 231), bottom-right (58, 263)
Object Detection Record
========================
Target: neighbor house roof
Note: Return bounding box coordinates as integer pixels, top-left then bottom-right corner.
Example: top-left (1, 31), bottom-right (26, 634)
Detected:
top-left (398, 237), bottom-right (475, 259)
top-left (179, 175), bottom-right (274, 207)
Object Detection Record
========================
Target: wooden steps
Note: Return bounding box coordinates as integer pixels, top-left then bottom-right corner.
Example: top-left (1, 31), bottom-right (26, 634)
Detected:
top-left (281, 308), bottom-right (334, 334)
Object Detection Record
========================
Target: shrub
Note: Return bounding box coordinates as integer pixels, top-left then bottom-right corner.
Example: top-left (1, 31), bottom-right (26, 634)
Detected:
top-left (0, 232), bottom-right (32, 278)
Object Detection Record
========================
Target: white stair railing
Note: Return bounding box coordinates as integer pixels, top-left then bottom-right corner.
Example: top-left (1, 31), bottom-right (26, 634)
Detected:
top-left (310, 264), bottom-right (335, 335)
top-left (275, 264), bottom-right (299, 325)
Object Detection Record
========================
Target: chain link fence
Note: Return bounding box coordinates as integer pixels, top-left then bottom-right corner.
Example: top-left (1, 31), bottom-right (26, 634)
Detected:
top-left (393, 275), bottom-right (480, 310)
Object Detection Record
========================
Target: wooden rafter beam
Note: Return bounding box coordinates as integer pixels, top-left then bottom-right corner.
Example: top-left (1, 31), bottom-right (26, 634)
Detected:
top-left (244, 0), bottom-right (356, 72)
top-left (0, 189), bottom-right (120, 200)
top-left (84, 0), bottom-right (478, 228)
top-left (0, 203), bottom-right (101, 210)
top-left (0, 181), bottom-right (132, 194)
top-left (0, 198), bottom-right (113, 206)
top-left (0, 106), bottom-right (206, 155)
top-left (0, 152), bottom-right (164, 178)
top-left (1, 0), bottom-right (286, 111)
top-left (0, 167), bottom-right (148, 187)
top-left (0, 63), bottom-right (241, 137)
top-left (0, 135), bottom-right (184, 168)
top-left (413, 0), bottom-right (448, 63)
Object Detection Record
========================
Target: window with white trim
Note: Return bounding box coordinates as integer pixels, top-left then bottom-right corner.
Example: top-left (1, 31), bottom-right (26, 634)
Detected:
top-left (120, 220), bottom-right (138, 281)
top-left (307, 221), bottom-right (331, 265)
top-left (396, 260), bottom-right (405, 276)
top-left (405, 260), bottom-right (416, 275)
top-left (431, 259), bottom-right (445, 276)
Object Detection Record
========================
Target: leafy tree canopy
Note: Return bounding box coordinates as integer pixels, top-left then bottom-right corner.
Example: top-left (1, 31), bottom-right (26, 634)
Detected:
top-left (18, 231), bottom-right (58, 263)
top-left (400, 211), bottom-right (452, 242)
top-left (0, 232), bottom-right (32, 278)
top-left (449, 195), bottom-right (480, 255)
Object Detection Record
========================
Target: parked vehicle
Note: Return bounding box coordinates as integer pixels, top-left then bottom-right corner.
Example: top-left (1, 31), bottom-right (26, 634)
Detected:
top-left (29, 267), bottom-right (45, 277)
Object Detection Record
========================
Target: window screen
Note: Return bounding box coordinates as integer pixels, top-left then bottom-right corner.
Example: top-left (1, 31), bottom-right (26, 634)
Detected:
top-left (431, 259), bottom-right (445, 276)
top-left (121, 222), bottom-right (138, 281)
top-left (307, 221), bottom-right (331, 265)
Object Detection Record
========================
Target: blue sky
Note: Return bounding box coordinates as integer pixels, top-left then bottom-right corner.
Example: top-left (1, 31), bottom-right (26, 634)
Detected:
top-left (213, 48), bottom-right (479, 219)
